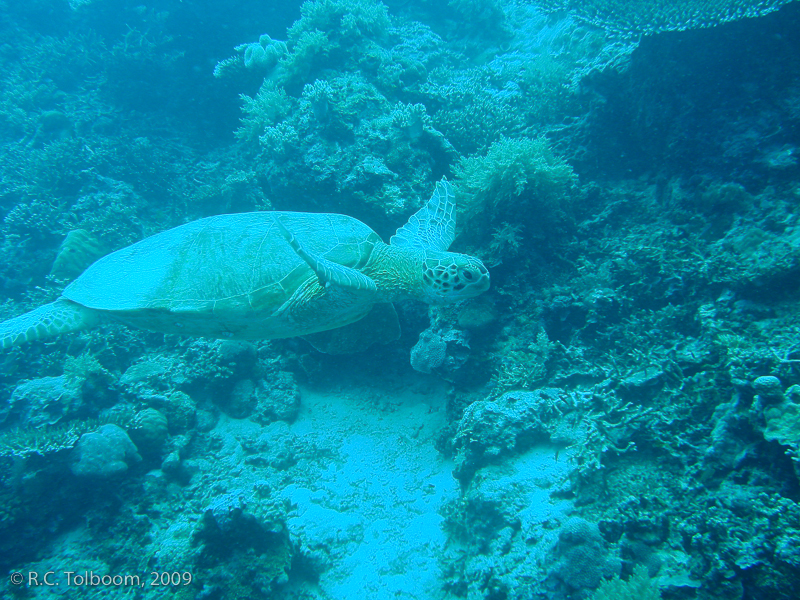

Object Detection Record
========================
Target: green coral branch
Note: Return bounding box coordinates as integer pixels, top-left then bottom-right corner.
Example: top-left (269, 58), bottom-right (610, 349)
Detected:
top-left (456, 136), bottom-right (577, 220)
top-left (236, 83), bottom-right (291, 144)
top-left (590, 564), bottom-right (661, 600)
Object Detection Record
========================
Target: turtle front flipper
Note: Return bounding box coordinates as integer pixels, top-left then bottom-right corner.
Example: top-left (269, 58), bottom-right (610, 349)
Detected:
top-left (0, 299), bottom-right (100, 349)
top-left (275, 216), bottom-right (378, 293)
top-left (390, 178), bottom-right (456, 252)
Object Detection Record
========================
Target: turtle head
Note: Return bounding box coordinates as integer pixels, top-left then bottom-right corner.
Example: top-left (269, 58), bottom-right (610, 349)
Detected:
top-left (420, 252), bottom-right (490, 303)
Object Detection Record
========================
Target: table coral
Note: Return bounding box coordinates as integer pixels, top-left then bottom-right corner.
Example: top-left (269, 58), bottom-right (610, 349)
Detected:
top-left (537, 0), bottom-right (794, 38)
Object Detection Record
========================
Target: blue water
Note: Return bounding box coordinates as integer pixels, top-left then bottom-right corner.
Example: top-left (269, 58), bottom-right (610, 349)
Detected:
top-left (1, 0), bottom-right (800, 598)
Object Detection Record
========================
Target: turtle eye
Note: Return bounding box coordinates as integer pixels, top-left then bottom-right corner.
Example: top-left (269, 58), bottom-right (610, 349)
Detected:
top-left (461, 270), bottom-right (474, 281)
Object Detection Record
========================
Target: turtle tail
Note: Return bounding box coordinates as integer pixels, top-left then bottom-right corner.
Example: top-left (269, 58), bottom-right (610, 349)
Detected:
top-left (0, 299), bottom-right (100, 349)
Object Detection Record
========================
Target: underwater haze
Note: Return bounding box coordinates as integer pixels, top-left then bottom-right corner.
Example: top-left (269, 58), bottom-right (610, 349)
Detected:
top-left (1, 0), bottom-right (800, 598)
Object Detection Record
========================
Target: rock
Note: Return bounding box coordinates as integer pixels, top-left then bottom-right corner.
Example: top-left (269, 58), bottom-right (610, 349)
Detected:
top-left (411, 329), bottom-right (447, 374)
top-left (440, 446), bottom-right (575, 599)
top-left (71, 424), bottom-right (141, 478)
top-left (457, 300), bottom-right (498, 331)
top-left (703, 399), bottom-right (752, 473)
top-left (225, 378), bottom-right (258, 418)
top-left (193, 491), bottom-right (291, 588)
top-left (128, 408), bottom-right (168, 456)
top-left (440, 329), bottom-right (472, 373)
top-left (753, 375), bottom-right (783, 403)
top-left (549, 517), bottom-right (621, 591)
top-left (162, 391), bottom-right (196, 434)
top-left (161, 451), bottom-right (182, 477)
top-left (195, 409), bottom-right (218, 433)
top-left (411, 327), bottom-right (471, 375)
top-left (452, 389), bottom-right (565, 484)
top-left (3, 375), bottom-right (82, 428)
top-left (254, 372), bottom-right (301, 424)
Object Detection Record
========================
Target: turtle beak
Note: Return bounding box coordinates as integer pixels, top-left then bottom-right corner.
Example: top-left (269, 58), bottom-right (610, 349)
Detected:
top-left (476, 264), bottom-right (490, 292)
top-left (470, 269), bottom-right (490, 296)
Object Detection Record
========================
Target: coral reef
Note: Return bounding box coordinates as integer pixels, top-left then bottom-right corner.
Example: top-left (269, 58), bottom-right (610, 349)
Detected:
top-left (0, 414), bottom-right (131, 459)
top-left (2, 1), bottom-right (800, 599)
top-left (243, 34), bottom-right (288, 72)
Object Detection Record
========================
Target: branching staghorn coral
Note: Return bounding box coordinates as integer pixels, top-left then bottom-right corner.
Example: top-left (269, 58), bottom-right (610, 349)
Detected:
top-left (491, 330), bottom-right (558, 396)
top-left (567, 393), bottom-right (656, 474)
top-left (0, 412), bottom-right (134, 458)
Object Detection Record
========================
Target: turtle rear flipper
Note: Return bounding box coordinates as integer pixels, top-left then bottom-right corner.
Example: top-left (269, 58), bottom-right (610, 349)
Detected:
top-left (0, 299), bottom-right (99, 349)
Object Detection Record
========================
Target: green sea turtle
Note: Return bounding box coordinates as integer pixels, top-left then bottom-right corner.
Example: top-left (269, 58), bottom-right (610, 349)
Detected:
top-left (0, 179), bottom-right (489, 353)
